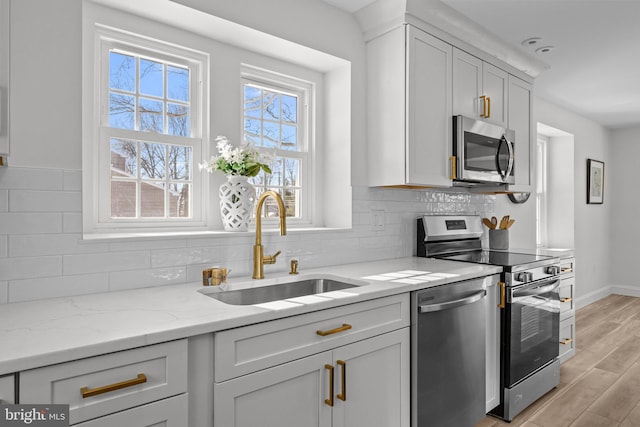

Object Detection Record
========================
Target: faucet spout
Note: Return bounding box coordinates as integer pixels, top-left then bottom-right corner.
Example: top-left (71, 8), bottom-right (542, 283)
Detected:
top-left (253, 191), bottom-right (287, 279)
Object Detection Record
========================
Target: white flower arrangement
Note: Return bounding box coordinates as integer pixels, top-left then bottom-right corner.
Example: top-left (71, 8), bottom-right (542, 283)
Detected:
top-left (199, 136), bottom-right (273, 177)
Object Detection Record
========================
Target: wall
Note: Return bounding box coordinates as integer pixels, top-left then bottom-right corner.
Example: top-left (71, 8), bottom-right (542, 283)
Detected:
top-left (0, 0), bottom-right (498, 304)
top-left (609, 124), bottom-right (640, 296)
top-left (534, 97), bottom-right (612, 305)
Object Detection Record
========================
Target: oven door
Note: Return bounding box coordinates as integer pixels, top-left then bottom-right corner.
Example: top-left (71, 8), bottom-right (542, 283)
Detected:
top-left (505, 277), bottom-right (560, 387)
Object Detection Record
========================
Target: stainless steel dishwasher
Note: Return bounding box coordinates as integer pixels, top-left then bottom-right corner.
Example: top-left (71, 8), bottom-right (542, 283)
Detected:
top-left (411, 274), bottom-right (498, 427)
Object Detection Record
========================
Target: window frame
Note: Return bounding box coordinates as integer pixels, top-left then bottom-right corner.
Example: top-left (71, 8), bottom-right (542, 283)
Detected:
top-left (240, 65), bottom-right (315, 226)
top-left (536, 135), bottom-right (548, 247)
top-left (89, 26), bottom-right (209, 234)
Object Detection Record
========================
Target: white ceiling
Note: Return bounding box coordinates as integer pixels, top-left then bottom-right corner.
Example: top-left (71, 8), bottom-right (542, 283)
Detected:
top-left (326, 0), bottom-right (640, 130)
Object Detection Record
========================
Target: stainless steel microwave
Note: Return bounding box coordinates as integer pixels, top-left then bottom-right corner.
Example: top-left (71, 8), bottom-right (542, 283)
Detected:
top-left (453, 115), bottom-right (515, 185)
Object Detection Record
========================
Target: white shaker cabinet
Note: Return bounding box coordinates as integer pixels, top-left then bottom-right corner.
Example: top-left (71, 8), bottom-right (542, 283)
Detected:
top-left (367, 24), bottom-right (452, 187)
top-left (213, 294), bottom-right (410, 427)
top-left (507, 75), bottom-right (534, 192)
top-left (0, 374), bottom-right (15, 405)
top-left (558, 257), bottom-right (576, 363)
top-left (453, 48), bottom-right (508, 128)
top-left (485, 281), bottom-right (500, 413)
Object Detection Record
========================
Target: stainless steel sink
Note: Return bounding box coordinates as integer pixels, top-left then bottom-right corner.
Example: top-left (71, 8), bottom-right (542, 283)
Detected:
top-left (203, 278), bottom-right (358, 305)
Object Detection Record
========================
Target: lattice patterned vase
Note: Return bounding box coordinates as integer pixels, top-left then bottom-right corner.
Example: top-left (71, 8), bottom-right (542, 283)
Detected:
top-left (219, 176), bottom-right (256, 231)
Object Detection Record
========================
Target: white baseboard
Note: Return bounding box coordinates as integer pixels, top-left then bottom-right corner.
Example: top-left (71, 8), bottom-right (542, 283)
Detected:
top-left (575, 284), bottom-right (640, 309)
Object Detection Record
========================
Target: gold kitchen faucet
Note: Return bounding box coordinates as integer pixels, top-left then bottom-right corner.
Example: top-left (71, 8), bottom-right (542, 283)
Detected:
top-left (252, 191), bottom-right (287, 279)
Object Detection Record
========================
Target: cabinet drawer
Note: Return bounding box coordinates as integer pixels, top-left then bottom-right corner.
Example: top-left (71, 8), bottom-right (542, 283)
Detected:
top-left (20, 339), bottom-right (187, 425)
top-left (559, 258), bottom-right (575, 277)
top-left (215, 294), bottom-right (410, 382)
top-left (559, 317), bottom-right (576, 363)
top-left (0, 374), bottom-right (15, 404)
top-left (560, 277), bottom-right (575, 320)
top-left (74, 394), bottom-right (188, 427)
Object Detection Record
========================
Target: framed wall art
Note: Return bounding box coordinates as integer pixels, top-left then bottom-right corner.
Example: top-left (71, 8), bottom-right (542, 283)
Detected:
top-left (587, 159), bottom-right (604, 204)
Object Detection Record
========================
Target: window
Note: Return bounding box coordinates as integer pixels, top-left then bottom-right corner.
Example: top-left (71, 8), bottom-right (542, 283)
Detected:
top-left (536, 136), bottom-right (548, 247)
top-left (92, 27), bottom-right (207, 232)
top-left (242, 67), bottom-right (312, 224)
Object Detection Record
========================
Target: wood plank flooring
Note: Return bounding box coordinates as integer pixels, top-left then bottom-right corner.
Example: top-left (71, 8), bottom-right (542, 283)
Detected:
top-left (476, 294), bottom-right (640, 427)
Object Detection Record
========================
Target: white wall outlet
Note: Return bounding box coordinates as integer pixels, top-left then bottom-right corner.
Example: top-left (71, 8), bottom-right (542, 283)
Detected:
top-left (371, 209), bottom-right (385, 231)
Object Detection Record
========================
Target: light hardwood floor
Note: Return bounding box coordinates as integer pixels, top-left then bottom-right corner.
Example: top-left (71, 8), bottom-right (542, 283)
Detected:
top-left (477, 294), bottom-right (640, 427)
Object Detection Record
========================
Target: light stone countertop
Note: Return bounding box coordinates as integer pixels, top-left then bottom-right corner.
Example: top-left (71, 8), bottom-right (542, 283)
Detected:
top-left (0, 257), bottom-right (501, 375)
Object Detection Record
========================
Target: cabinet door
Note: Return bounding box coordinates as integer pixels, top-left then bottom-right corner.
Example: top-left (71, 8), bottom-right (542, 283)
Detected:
top-left (508, 75), bottom-right (534, 192)
top-left (214, 351), bottom-right (332, 427)
top-left (406, 26), bottom-right (452, 187)
top-left (453, 48), bottom-right (482, 119)
top-left (485, 283), bottom-right (500, 412)
top-left (0, 374), bottom-right (15, 405)
top-left (483, 63), bottom-right (508, 127)
top-left (332, 328), bottom-right (410, 427)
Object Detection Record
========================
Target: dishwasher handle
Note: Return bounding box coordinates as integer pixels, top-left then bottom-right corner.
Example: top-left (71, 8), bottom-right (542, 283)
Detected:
top-left (418, 290), bottom-right (486, 313)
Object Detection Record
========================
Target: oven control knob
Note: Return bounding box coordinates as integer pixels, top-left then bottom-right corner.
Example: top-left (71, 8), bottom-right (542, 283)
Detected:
top-left (545, 266), bottom-right (561, 275)
top-left (515, 272), bottom-right (533, 283)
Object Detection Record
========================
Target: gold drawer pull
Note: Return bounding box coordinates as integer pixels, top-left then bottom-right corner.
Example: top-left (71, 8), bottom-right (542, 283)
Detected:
top-left (560, 297), bottom-right (573, 303)
top-left (559, 338), bottom-right (573, 345)
top-left (561, 267), bottom-right (573, 273)
top-left (324, 364), bottom-right (334, 407)
top-left (317, 324), bottom-right (352, 337)
top-left (81, 373), bottom-right (147, 398)
top-left (498, 282), bottom-right (506, 309)
top-left (337, 360), bottom-right (346, 401)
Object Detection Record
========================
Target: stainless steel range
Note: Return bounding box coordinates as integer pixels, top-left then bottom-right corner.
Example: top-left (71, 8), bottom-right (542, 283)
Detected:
top-left (417, 215), bottom-right (561, 422)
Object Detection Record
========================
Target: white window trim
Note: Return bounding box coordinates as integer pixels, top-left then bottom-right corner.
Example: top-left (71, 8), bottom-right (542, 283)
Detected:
top-left (240, 64), bottom-right (316, 226)
top-left (536, 135), bottom-right (548, 247)
top-left (84, 25), bottom-right (210, 236)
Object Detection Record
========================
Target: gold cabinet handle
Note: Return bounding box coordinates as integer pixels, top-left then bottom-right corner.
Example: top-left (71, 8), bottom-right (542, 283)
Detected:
top-left (486, 96), bottom-right (491, 118)
top-left (81, 373), bottom-right (147, 399)
top-left (560, 338), bottom-right (573, 345)
top-left (561, 267), bottom-right (573, 273)
top-left (317, 324), bottom-right (352, 337)
top-left (337, 360), bottom-right (346, 401)
top-left (498, 281), bottom-right (506, 309)
top-left (324, 364), bottom-right (334, 407)
top-left (450, 156), bottom-right (457, 180)
top-left (560, 297), bottom-right (573, 303)
top-left (480, 95), bottom-right (488, 117)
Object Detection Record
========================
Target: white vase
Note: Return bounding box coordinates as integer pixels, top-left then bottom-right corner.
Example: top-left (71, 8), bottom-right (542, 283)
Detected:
top-left (219, 176), bottom-right (256, 232)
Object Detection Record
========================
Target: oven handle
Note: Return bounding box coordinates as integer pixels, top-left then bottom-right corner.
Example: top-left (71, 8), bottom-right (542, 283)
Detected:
top-left (418, 290), bottom-right (486, 313)
top-left (513, 279), bottom-right (560, 298)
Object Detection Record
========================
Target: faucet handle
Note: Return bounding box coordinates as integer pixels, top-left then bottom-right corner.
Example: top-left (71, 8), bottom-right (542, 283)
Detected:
top-left (263, 250), bottom-right (282, 265)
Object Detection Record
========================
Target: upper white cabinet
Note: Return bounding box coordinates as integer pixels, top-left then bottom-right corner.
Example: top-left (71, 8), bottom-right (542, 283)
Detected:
top-left (507, 75), bottom-right (534, 192)
top-left (367, 24), bottom-right (452, 188)
top-left (453, 48), bottom-right (508, 128)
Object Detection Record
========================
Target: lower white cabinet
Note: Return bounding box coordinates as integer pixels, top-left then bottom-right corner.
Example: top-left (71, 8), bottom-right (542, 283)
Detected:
top-left (0, 374), bottom-right (15, 404)
top-left (214, 328), bottom-right (410, 427)
top-left (485, 282), bottom-right (500, 412)
top-left (19, 339), bottom-right (188, 425)
top-left (74, 394), bottom-right (188, 427)
top-left (558, 257), bottom-right (576, 363)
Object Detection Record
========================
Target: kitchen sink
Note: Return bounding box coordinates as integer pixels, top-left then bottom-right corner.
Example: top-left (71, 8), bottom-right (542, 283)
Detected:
top-left (202, 278), bottom-right (359, 305)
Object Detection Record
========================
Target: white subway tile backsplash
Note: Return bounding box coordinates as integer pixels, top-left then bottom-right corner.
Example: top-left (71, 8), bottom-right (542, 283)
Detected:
top-left (64, 251), bottom-right (151, 275)
top-left (109, 267), bottom-right (186, 292)
top-left (9, 190), bottom-right (82, 212)
top-left (8, 273), bottom-right (109, 303)
top-left (0, 256), bottom-right (62, 280)
top-left (0, 166), bottom-right (498, 304)
top-left (0, 213), bottom-right (63, 234)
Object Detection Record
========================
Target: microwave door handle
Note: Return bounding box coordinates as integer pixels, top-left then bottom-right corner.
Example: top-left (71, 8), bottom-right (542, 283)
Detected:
top-left (495, 137), bottom-right (507, 180)
top-left (504, 135), bottom-right (515, 180)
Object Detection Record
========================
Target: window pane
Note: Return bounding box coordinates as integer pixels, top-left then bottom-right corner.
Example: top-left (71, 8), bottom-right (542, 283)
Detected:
top-left (139, 58), bottom-right (163, 98)
top-left (109, 93), bottom-right (135, 129)
top-left (168, 103), bottom-right (189, 136)
top-left (244, 118), bottom-right (261, 141)
top-left (263, 91), bottom-right (280, 120)
top-left (141, 181), bottom-right (165, 217)
top-left (284, 158), bottom-right (299, 186)
top-left (139, 98), bottom-right (164, 132)
top-left (111, 181), bottom-right (136, 218)
top-left (111, 138), bottom-right (137, 178)
top-left (269, 158), bottom-right (284, 187)
top-left (244, 85), bottom-right (261, 118)
top-left (284, 188), bottom-right (299, 217)
top-left (281, 94), bottom-right (297, 123)
top-left (167, 65), bottom-right (189, 102)
top-left (168, 145), bottom-right (192, 180)
top-left (140, 143), bottom-right (166, 179)
top-left (169, 183), bottom-right (190, 218)
top-left (262, 121), bottom-right (280, 148)
top-left (110, 52), bottom-right (135, 92)
top-left (282, 125), bottom-right (297, 150)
